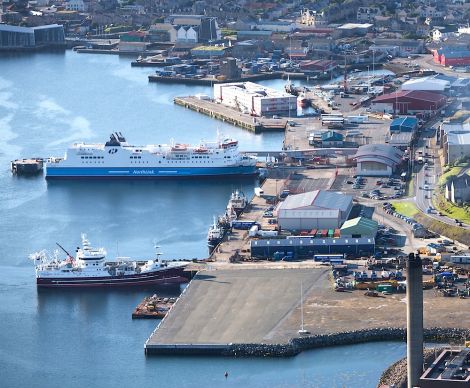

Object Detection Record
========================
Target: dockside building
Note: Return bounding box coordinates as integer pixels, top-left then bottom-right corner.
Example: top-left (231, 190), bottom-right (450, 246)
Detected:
top-left (276, 190), bottom-right (353, 230)
top-left (0, 24), bottom-right (65, 50)
top-left (214, 82), bottom-right (297, 117)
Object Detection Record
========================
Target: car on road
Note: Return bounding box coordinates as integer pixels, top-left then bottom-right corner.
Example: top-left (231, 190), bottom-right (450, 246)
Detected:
top-left (347, 180), bottom-right (354, 184)
top-left (423, 184), bottom-right (430, 190)
top-left (263, 211), bottom-right (273, 218)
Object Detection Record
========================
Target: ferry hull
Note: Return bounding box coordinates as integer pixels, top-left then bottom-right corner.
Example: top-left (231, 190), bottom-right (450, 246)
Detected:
top-left (36, 267), bottom-right (189, 288)
top-left (45, 166), bottom-right (258, 179)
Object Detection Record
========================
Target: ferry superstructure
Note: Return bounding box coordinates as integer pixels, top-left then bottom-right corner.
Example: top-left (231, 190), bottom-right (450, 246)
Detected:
top-left (30, 234), bottom-right (189, 288)
top-left (45, 133), bottom-right (257, 179)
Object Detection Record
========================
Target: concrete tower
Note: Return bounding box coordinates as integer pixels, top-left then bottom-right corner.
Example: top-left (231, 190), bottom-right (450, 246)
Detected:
top-left (406, 252), bottom-right (423, 388)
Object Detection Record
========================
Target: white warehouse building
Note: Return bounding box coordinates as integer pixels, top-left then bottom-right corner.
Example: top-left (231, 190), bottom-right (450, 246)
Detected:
top-left (277, 190), bottom-right (353, 230)
top-left (214, 82), bottom-right (297, 117)
top-left (401, 76), bottom-right (450, 92)
top-left (353, 144), bottom-right (404, 177)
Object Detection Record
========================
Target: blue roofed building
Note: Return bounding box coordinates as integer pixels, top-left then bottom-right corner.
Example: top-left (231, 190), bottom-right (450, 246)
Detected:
top-left (390, 117), bottom-right (418, 133)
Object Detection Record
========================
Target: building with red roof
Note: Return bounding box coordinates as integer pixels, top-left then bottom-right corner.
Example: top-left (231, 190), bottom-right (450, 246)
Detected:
top-left (299, 59), bottom-right (337, 73)
top-left (370, 90), bottom-right (447, 115)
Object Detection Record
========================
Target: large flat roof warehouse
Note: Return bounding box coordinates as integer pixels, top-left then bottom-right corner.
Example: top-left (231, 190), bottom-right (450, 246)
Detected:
top-left (0, 24), bottom-right (33, 33)
top-left (401, 76), bottom-right (450, 92)
top-left (447, 130), bottom-right (470, 145)
top-left (372, 90), bottom-right (447, 104)
top-left (279, 190), bottom-right (352, 212)
top-left (338, 23), bottom-right (374, 30)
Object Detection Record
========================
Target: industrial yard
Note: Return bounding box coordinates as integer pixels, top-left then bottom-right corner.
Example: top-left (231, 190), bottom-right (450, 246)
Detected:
top-left (145, 265), bottom-right (469, 354)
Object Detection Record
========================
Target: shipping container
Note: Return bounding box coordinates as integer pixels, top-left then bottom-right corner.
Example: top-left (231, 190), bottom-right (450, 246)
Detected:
top-left (376, 284), bottom-right (394, 293)
top-left (314, 254), bottom-right (345, 262)
top-left (309, 229), bottom-right (317, 236)
top-left (249, 225), bottom-right (259, 237)
top-left (334, 229), bottom-right (341, 238)
top-left (321, 229), bottom-right (328, 237)
top-left (231, 220), bottom-right (257, 230)
top-left (258, 230), bottom-right (279, 238)
top-left (328, 229), bottom-right (334, 238)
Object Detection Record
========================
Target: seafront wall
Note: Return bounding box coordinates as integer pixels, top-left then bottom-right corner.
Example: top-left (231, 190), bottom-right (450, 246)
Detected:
top-left (146, 327), bottom-right (470, 357)
top-left (377, 347), bottom-right (444, 388)
top-left (222, 327), bottom-right (470, 357)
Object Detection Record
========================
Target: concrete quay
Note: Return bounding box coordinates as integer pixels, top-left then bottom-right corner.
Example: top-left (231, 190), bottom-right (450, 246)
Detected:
top-left (144, 263), bottom-right (470, 356)
top-left (149, 72), bottom-right (281, 85)
top-left (144, 268), bottom-right (328, 354)
top-left (174, 96), bottom-right (287, 133)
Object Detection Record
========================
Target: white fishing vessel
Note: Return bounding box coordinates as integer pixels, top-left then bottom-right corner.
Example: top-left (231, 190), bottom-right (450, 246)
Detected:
top-left (207, 217), bottom-right (224, 249)
top-left (227, 189), bottom-right (247, 215)
top-left (30, 234), bottom-right (189, 288)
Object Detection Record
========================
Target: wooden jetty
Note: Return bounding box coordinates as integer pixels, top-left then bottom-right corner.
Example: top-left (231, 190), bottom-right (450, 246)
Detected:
top-left (174, 96), bottom-right (287, 133)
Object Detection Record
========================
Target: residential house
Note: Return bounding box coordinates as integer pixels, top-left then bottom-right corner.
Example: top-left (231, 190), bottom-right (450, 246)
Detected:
top-left (357, 7), bottom-right (382, 22)
top-left (445, 174), bottom-right (470, 204)
top-left (165, 15), bottom-right (221, 43)
top-left (149, 23), bottom-right (177, 43)
top-left (65, 0), bottom-right (85, 12)
top-left (432, 25), bottom-right (459, 42)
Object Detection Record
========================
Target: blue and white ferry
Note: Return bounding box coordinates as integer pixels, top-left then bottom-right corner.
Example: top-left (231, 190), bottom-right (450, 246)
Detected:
top-left (45, 133), bottom-right (258, 179)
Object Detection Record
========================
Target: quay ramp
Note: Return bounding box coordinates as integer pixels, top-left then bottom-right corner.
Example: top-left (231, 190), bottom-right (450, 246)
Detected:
top-left (174, 96), bottom-right (287, 133)
top-left (145, 268), bottom-right (328, 355)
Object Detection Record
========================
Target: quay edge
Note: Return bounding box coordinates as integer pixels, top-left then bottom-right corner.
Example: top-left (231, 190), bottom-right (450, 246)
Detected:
top-left (145, 327), bottom-right (470, 357)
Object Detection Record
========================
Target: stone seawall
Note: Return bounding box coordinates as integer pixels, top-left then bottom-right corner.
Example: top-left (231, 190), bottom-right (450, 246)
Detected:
top-left (221, 327), bottom-right (470, 357)
top-left (377, 347), bottom-right (444, 388)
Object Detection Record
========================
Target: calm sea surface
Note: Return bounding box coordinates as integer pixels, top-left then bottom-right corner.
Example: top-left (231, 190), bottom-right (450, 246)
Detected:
top-left (0, 52), bottom-right (404, 387)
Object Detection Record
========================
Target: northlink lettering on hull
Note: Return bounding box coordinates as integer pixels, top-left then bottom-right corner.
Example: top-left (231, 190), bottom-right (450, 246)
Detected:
top-left (132, 170), bottom-right (156, 175)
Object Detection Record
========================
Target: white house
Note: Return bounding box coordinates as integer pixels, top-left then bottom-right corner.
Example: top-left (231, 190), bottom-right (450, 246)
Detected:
top-left (176, 26), bottom-right (198, 43)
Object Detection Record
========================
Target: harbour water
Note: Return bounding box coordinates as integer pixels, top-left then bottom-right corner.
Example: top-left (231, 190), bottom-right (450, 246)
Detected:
top-left (0, 51), bottom-right (405, 387)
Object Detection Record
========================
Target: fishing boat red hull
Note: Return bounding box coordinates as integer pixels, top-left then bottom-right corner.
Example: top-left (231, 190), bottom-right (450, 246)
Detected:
top-left (36, 267), bottom-right (189, 288)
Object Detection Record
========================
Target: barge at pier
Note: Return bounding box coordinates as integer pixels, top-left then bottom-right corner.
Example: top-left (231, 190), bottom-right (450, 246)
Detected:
top-left (11, 158), bottom-right (44, 175)
top-left (44, 132), bottom-right (257, 179)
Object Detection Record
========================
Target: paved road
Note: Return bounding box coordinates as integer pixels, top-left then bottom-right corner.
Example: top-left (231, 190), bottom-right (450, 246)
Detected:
top-left (412, 55), bottom-right (470, 79)
top-left (412, 121), bottom-right (470, 229)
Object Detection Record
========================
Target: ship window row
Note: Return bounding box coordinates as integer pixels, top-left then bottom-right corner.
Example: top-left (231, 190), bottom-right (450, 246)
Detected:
top-left (224, 156), bottom-right (231, 159)
top-left (131, 161), bottom-right (149, 164)
top-left (192, 156), bottom-right (209, 159)
top-left (82, 161), bottom-right (105, 164)
top-left (81, 156), bottom-right (104, 159)
top-left (130, 156), bottom-right (142, 159)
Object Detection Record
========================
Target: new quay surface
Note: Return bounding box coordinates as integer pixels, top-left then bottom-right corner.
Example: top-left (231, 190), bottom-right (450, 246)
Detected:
top-left (145, 268), bottom-right (328, 354)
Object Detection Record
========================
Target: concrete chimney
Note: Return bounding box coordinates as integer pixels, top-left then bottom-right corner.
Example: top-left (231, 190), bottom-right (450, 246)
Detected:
top-left (406, 252), bottom-right (423, 388)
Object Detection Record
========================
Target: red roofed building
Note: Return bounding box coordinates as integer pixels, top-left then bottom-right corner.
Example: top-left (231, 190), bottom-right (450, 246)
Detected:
top-left (299, 59), bottom-right (337, 73)
top-left (370, 90), bottom-right (447, 115)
